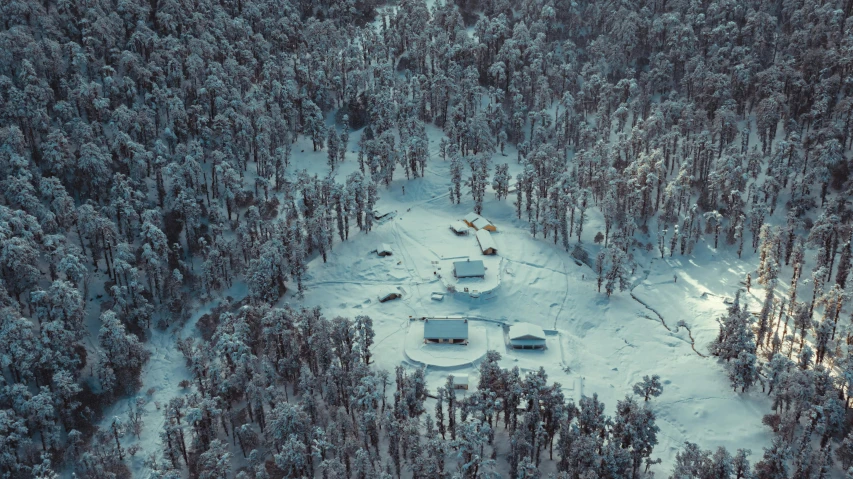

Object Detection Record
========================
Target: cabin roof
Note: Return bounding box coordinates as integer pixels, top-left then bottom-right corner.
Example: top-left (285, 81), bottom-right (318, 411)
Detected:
top-left (424, 319), bottom-right (469, 340)
top-left (476, 229), bottom-right (497, 252)
top-left (453, 259), bottom-right (485, 278)
top-left (508, 323), bottom-right (546, 341)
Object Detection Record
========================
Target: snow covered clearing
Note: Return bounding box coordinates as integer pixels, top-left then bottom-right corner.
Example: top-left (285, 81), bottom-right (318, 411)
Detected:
top-left (287, 126), bottom-right (776, 471)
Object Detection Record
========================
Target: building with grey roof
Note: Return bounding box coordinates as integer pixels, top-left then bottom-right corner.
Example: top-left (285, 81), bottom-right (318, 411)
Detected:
top-left (453, 259), bottom-right (485, 278)
top-left (424, 319), bottom-right (469, 344)
top-left (508, 323), bottom-right (547, 350)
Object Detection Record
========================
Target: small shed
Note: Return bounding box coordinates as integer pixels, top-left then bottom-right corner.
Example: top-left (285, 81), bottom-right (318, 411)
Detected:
top-left (508, 323), bottom-right (547, 350)
top-left (451, 374), bottom-right (469, 390)
top-left (373, 209), bottom-right (395, 221)
top-left (424, 318), bottom-right (469, 344)
top-left (463, 212), bottom-right (481, 227)
top-left (450, 221), bottom-right (469, 235)
top-left (476, 230), bottom-right (497, 255)
top-left (472, 217), bottom-right (496, 232)
top-left (376, 243), bottom-right (393, 257)
top-left (379, 291), bottom-right (401, 303)
top-left (453, 259), bottom-right (485, 279)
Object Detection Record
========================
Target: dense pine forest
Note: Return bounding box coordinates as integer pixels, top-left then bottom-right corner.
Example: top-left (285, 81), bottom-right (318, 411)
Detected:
top-left (2, 0), bottom-right (853, 477)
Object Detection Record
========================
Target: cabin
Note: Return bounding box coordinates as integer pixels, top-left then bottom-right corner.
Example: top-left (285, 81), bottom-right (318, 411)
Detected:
top-left (449, 221), bottom-right (470, 235)
top-left (376, 243), bottom-right (393, 257)
top-left (463, 213), bottom-right (497, 231)
top-left (378, 291), bottom-right (401, 303)
top-left (451, 374), bottom-right (469, 390)
top-left (476, 230), bottom-right (497, 255)
top-left (508, 323), bottom-right (547, 350)
top-left (463, 212), bottom-right (481, 227)
top-left (424, 319), bottom-right (468, 344)
top-left (472, 217), bottom-right (496, 232)
top-left (453, 259), bottom-right (485, 279)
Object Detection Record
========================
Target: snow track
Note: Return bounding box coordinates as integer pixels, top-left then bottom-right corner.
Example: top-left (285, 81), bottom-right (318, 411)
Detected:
top-left (98, 283), bottom-right (247, 479)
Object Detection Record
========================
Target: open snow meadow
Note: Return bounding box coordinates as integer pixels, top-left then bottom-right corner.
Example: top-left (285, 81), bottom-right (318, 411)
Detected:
top-left (295, 130), bottom-right (775, 471)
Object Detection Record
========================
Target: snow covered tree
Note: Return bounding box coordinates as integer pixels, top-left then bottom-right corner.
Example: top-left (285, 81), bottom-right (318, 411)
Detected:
top-left (493, 163), bottom-right (511, 200)
top-left (327, 129), bottom-right (340, 170)
top-left (96, 310), bottom-right (149, 396)
top-left (467, 155), bottom-right (490, 214)
top-left (198, 439), bottom-right (231, 479)
top-left (604, 246), bottom-right (631, 297)
top-left (729, 350), bottom-right (759, 393)
top-left (754, 437), bottom-right (790, 479)
top-left (632, 375), bottom-right (663, 402)
top-left (303, 100), bottom-right (327, 151)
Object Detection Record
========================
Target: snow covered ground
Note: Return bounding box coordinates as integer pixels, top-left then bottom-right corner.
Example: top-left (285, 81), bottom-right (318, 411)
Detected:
top-left (95, 283), bottom-right (248, 477)
top-left (101, 124), bottom-right (775, 476)
top-left (293, 125), bottom-right (775, 470)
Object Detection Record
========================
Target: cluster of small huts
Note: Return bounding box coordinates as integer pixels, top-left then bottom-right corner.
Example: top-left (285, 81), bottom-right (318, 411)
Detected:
top-left (449, 212), bottom-right (500, 279)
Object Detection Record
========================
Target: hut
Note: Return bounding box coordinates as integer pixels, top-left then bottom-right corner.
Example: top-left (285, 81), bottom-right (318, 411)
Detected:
top-left (373, 209), bottom-right (396, 221)
top-left (472, 217), bottom-right (496, 232)
top-left (424, 318), bottom-right (469, 344)
top-left (453, 259), bottom-right (485, 279)
top-left (450, 221), bottom-right (470, 235)
top-left (376, 243), bottom-right (393, 257)
top-left (463, 212), bottom-right (497, 232)
top-left (476, 230), bottom-right (497, 255)
top-left (463, 212), bottom-right (481, 227)
top-left (378, 291), bottom-right (401, 303)
top-left (451, 374), bottom-right (470, 390)
top-left (508, 323), bottom-right (547, 350)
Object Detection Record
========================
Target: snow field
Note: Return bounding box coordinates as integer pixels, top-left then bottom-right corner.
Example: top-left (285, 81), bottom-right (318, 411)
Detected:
top-left (297, 130), bottom-right (774, 469)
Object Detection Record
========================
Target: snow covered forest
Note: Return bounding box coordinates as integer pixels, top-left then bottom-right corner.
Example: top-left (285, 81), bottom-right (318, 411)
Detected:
top-left (2, 0), bottom-right (853, 477)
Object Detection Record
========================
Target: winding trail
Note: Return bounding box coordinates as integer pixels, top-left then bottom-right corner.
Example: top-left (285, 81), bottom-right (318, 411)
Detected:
top-left (628, 259), bottom-right (706, 358)
top-left (97, 283), bottom-right (247, 478)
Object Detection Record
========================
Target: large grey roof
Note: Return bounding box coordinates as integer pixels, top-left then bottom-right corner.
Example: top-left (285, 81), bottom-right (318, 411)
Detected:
top-left (454, 259), bottom-right (485, 278)
top-left (424, 319), bottom-right (469, 340)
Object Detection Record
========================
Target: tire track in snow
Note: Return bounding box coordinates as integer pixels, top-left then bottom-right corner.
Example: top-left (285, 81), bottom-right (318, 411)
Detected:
top-left (497, 254), bottom-right (571, 330)
top-left (393, 220), bottom-right (432, 320)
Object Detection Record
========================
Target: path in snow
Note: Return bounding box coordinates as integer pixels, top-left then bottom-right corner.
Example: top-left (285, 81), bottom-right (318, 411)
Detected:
top-left (97, 283), bottom-right (247, 479)
top-left (628, 259), bottom-right (707, 358)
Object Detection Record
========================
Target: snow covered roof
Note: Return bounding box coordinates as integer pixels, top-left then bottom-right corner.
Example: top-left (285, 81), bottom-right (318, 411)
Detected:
top-left (376, 243), bottom-right (393, 255)
top-left (464, 212), bottom-right (481, 223)
top-left (452, 374), bottom-right (469, 386)
top-left (476, 229), bottom-right (497, 253)
top-left (472, 217), bottom-right (493, 230)
top-left (508, 323), bottom-right (546, 341)
top-left (373, 209), bottom-right (395, 220)
top-left (379, 291), bottom-right (400, 301)
top-left (453, 259), bottom-right (485, 278)
top-left (450, 221), bottom-right (469, 233)
top-left (424, 319), bottom-right (469, 340)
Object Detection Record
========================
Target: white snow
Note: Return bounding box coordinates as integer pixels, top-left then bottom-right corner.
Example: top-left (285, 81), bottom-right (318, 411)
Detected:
top-left (103, 124), bottom-right (773, 477)
top-left (295, 124), bottom-right (774, 471)
top-left (95, 283), bottom-right (248, 478)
